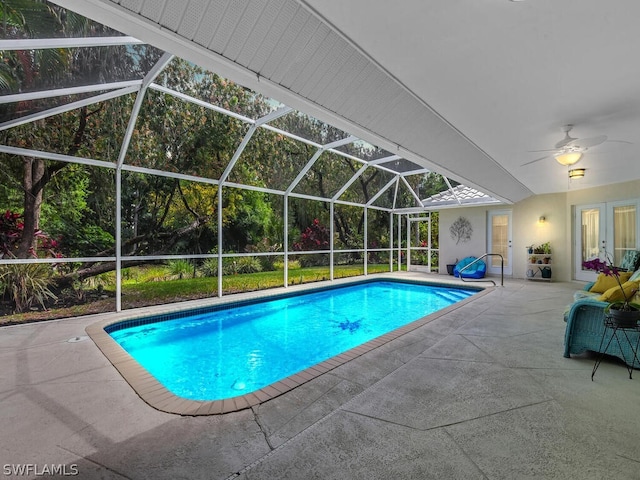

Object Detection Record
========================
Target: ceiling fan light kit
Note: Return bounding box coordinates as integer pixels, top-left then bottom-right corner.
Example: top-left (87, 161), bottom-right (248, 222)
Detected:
top-left (524, 125), bottom-right (610, 168)
top-left (569, 168), bottom-right (586, 179)
top-left (555, 151), bottom-right (583, 165)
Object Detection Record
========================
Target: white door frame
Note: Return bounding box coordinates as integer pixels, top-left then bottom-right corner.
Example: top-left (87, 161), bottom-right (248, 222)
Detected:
top-left (606, 199), bottom-right (640, 266)
top-left (487, 210), bottom-right (512, 276)
top-left (406, 215), bottom-right (435, 272)
top-left (574, 203), bottom-right (606, 282)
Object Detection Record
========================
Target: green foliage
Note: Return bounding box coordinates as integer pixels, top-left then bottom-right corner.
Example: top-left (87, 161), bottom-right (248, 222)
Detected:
top-left (245, 237), bottom-right (282, 271)
top-left (199, 258), bottom-right (219, 278)
top-left (167, 259), bottom-right (196, 280)
top-left (0, 263), bottom-right (57, 312)
top-left (60, 225), bottom-right (114, 257)
top-left (223, 256), bottom-right (263, 275)
top-left (121, 265), bottom-right (167, 283)
top-left (81, 271), bottom-right (112, 291)
top-left (122, 264), bottom-right (390, 303)
top-left (223, 189), bottom-right (276, 252)
top-left (38, 164), bottom-right (116, 256)
top-left (273, 260), bottom-right (301, 270)
top-left (0, 7), bottom-right (434, 292)
top-left (199, 256), bottom-right (264, 277)
top-left (298, 253), bottom-right (330, 268)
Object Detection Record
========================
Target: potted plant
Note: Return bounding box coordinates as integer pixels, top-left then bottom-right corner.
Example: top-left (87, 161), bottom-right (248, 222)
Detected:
top-left (533, 242), bottom-right (550, 254)
top-left (583, 256), bottom-right (640, 328)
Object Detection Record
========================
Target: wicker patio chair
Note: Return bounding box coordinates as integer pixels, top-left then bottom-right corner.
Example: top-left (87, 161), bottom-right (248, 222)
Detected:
top-left (564, 297), bottom-right (640, 368)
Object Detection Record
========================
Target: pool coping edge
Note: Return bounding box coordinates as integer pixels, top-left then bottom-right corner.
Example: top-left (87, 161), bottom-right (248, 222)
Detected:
top-left (86, 277), bottom-right (492, 415)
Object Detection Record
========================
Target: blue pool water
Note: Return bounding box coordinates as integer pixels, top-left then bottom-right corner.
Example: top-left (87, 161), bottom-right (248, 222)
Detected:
top-left (108, 280), bottom-right (476, 401)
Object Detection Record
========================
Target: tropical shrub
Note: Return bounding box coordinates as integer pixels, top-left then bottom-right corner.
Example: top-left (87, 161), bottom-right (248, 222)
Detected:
top-left (0, 263), bottom-right (57, 312)
top-left (0, 210), bottom-right (62, 312)
top-left (0, 210), bottom-right (62, 259)
top-left (199, 258), bottom-right (218, 277)
top-left (199, 256), bottom-right (263, 276)
top-left (167, 259), bottom-right (196, 279)
top-left (292, 219), bottom-right (330, 251)
top-left (245, 237), bottom-right (281, 271)
top-left (293, 219), bottom-right (330, 267)
top-left (227, 256), bottom-right (262, 275)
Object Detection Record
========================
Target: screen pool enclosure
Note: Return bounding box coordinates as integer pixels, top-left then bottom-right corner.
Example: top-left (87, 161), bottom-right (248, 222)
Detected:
top-left (1, 10), bottom-right (500, 317)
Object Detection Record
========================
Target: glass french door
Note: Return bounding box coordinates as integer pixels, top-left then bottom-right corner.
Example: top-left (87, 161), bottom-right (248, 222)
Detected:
top-left (574, 201), bottom-right (638, 281)
top-left (609, 201), bottom-right (637, 267)
top-left (574, 204), bottom-right (605, 281)
top-left (488, 210), bottom-right (512, 275)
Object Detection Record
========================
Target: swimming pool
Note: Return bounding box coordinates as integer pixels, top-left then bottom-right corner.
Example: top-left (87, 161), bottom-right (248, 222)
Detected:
top-left (87, 278), bottom-right (483, 415)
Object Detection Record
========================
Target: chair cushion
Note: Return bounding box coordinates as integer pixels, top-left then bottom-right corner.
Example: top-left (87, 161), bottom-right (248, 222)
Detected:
top-left (630, 269), bottom-right (640, 282)
top-left (573, 290), bottom-right (600, 302)
top-left (619, 251), bottom-right (640, 271)
top-left (589, 272), bottom-right (633, 293)
top-left (596, 280), bottom-right (640, 303)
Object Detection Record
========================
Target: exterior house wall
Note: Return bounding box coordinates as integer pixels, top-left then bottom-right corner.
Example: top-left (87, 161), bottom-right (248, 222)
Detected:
top-left (437, 179), bottom-right (640, 282)
top-left (438, 209), bottom-right (487, 273)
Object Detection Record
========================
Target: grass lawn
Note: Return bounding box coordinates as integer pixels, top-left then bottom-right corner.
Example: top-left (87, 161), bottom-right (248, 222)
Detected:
top-left (122, 264), bottom-right (395, 301)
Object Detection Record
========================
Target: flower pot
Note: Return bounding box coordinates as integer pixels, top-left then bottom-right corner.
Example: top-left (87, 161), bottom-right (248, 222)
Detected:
top-left (608, 307), bottom-right (640, 328)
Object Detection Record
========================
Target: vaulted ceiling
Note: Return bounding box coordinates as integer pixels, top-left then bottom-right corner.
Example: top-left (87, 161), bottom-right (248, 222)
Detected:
top-left (51, 0), bottom-right (640, 203)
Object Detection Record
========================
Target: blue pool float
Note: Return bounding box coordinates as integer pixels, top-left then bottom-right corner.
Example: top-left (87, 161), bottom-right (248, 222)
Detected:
top-left (453, 256), bottom-right (486, 279)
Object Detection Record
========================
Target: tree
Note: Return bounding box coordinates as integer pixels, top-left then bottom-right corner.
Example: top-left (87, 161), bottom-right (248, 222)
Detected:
top-left (1, 1), bottom-right (161, 259)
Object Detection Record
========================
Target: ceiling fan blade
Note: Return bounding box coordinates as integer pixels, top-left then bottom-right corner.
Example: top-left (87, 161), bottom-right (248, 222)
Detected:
top-left (577, 135), bottom-right (607, 148)
top-left (527, 148), bottom-right (558, 153)
top-left (606, 139), bottom-right (633, 145)
top-left (521, 155), bottom-right (550, 166)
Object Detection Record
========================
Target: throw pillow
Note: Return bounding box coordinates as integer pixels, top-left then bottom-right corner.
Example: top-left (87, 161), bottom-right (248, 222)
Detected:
top-left (597, 280), bottom-right (640, 303)
top-left (589, 271), bottom-right (633, 293)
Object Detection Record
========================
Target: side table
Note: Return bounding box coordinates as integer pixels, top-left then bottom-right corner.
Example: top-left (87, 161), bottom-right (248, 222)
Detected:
top-left (591, 315), bottom-right (640, 380)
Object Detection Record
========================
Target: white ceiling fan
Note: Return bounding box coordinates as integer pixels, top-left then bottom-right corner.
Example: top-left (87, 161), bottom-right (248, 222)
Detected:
top-left (522, 125), bottom-right (608, 166)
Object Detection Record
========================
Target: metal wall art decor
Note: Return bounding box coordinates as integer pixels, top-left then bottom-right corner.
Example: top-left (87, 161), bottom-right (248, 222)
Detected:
top-left (449, 216), bottom-right (473, 244)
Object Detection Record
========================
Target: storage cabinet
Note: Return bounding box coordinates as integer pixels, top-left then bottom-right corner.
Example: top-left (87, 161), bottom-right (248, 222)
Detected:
top-left (526, 253), bottom-right (552, 281)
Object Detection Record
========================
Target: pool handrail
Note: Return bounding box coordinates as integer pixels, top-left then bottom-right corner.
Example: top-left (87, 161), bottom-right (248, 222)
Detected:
top-left (458, 253), bottom-right (503, 286)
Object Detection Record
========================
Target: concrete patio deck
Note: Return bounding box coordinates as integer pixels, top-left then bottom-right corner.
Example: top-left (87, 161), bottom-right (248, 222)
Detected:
top-left (1, 273), bottom-right (639, 479)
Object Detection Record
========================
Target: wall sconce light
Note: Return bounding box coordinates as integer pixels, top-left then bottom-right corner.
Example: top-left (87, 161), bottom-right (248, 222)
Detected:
top-left (555, 151), bottom-right (583, 166)
top-left (568, 168), bottom-right (586, 179)
top-left (539, 216), bottom-right (546, 224)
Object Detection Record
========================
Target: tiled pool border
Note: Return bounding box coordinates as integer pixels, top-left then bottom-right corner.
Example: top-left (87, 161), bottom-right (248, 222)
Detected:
top-left (86, 276), bottom-right (490, 416)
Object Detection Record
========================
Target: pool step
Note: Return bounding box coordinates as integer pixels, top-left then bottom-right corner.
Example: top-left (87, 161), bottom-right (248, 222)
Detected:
top-left (433, 290), bottom-right (473, 303)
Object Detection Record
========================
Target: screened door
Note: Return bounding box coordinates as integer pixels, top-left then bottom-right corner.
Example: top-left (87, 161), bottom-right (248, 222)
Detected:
top-left (407, 215), bottom-right (438, 272)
